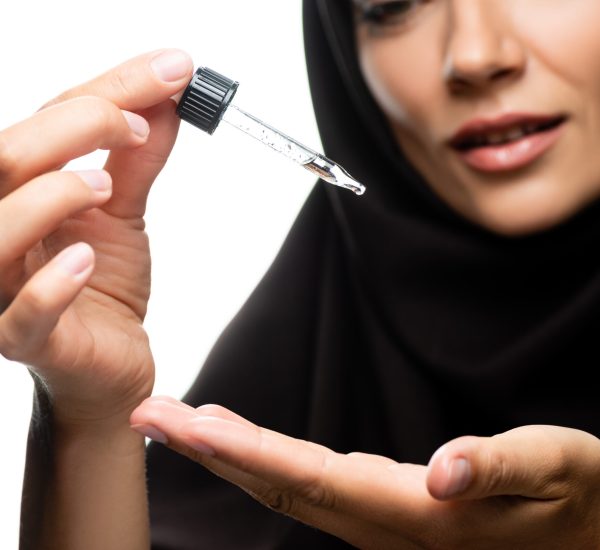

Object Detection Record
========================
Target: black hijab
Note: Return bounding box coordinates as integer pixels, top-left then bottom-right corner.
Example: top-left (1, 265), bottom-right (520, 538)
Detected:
top-left (147, 1), bottom-right (600, 548)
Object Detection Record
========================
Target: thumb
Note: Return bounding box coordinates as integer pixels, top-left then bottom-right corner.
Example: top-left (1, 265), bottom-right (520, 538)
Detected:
top-left (426, 425), bottom-right (600, 501)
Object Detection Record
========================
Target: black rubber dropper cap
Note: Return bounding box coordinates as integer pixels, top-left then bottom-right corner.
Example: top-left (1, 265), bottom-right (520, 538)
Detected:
top-left (176, 67), bottom-right (239, 135)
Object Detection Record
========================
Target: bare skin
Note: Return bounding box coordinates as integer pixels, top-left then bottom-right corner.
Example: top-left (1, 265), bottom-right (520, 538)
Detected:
top-left (130, 1), bottom-right (600, 548)
top-left (11, 1), bottom-right (600, 549)
top-left (132, 397), bottom-right (600, 549)
top-left (1, 49), bottom-right (194, 549)
top-left (355, 0), bottom-right (600, 236)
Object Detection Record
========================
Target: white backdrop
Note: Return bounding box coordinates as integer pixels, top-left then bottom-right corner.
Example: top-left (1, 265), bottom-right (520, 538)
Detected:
top-left (0, 1), bottom-right (316, 547)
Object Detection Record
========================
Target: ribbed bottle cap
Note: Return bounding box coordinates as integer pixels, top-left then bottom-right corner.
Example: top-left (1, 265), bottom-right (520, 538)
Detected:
top-left (177, 67), bottom-right (239, 135)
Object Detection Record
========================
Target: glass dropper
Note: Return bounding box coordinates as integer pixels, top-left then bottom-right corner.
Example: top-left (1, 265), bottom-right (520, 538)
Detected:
top-left (176, 67), bottom-right (366, 196)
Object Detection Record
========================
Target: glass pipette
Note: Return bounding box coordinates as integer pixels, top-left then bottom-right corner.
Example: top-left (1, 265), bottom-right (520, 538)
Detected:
top-left (177, 67), bottom-right (366, 196)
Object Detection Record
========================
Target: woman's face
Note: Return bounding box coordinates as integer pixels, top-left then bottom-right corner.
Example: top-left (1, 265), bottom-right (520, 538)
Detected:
top-left (355, 0), bottom-right (600, 235)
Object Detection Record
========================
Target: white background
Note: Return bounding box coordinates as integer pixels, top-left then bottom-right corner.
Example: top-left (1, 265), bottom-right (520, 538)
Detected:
top-left (0, 1), bottom-right (316, 547)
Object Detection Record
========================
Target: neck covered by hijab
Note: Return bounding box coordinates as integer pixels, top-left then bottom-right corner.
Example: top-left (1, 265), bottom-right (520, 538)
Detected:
top-left (146, 2), bottom-right (600, 548)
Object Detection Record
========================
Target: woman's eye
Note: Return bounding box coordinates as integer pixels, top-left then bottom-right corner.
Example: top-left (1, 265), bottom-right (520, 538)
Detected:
top-left (359, 0), bottom-right (423, 27)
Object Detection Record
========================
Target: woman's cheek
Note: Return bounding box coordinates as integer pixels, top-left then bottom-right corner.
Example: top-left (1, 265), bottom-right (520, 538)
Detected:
top-left (358, 36), bottom-right (443, 132)
top-left (512, 1), bottom-right (600, 88)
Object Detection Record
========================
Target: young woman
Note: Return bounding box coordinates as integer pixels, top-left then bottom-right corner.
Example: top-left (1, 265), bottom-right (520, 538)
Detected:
top-left (10, 1), bottom-right (600, 548)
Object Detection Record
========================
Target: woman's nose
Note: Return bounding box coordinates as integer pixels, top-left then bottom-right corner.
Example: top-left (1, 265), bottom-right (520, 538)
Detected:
top-left (443, 0), bottom-right (526, 94)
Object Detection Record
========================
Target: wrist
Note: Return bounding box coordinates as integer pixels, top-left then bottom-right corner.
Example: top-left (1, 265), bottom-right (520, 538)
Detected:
top-left (27, 333), bottom-right (155, 429)
top-left (52, 407), bottom-right (144, 433)
top-left (55, 421), bottom-right (147, 463)
top-left (44, 374), bottom-right (154, 433)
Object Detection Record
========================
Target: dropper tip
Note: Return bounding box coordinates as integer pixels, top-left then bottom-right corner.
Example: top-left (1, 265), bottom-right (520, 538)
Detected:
top-left (330, 165), bottom-right (366, 196)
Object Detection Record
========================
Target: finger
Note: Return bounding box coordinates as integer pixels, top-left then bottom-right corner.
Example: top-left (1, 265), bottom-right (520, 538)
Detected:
top-left (131, 399), bottom-right (445, 549)
top-left (129, 398), bottom-right (257, 441)
top-left (131, 399), bottom-right (356, 535)
top-left (101, 99), bottom-right (180, 218)
top-left (143, 395), bottom-right (197, 412)
top-left (131, 399), bottom-right (434, 523)
top-left (132, 398), bottom-right (334, 477)
top-left (0, 170), bottom-right (111, 266)
top-left (0, 242), bottom-right (94, 362)
top-left (426, 425), bottom-right (600, 501)
top-left (0, 97), bottom-right (148, 194)
top-left (145, 396), bottom-right (254, 423)
top-left (194, 403), bottom-right (259, 428)
top-left (42, 49), bottom-right (193, 113)
top-left (131, 398), bottom-right (272, 502)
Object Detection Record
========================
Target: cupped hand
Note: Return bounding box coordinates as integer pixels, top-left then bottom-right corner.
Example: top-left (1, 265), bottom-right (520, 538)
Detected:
top-left (0, 50), bottom-right (194, 426)
top-left (131, 397), bottom-right (600, 549)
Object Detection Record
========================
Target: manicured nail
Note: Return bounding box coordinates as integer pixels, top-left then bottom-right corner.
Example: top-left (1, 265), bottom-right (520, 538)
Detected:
top-left (76, 170), bottom-right (111, 192)
top-left (57, 243), bottom-right (93, 276)
top-left (150, 49), bottom-right (192, 82)
top-left (444, 458), bottom-right (471, 497)
top-left (131, 424), bottom-right (168, 445)
top-left (121, 110), bottom-right (150, 138)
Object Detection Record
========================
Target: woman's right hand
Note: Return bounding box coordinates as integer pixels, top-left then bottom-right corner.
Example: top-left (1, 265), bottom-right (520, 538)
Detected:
top-left (0, 49), bottom-right (194, 429)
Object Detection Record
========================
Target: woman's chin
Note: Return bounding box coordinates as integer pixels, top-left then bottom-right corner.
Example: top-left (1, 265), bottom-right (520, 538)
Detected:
top-left (468, 195), bottom-right (583, 238)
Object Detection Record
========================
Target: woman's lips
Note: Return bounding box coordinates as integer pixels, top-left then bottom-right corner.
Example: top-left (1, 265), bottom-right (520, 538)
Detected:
top-left (448, 114), bottom-right (567, 173)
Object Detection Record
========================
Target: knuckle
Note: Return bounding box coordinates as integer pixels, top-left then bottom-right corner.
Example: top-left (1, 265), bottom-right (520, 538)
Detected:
top-left (296, 450), bottom-right (337, 510)
top-left (483, 450), bottom-right (510, 493)
top-left (252, 486), bottom-right (296, 516)
top-left (130, 146), bottom-right (169, 167)
top-left (110, 68), bottom-right (136, 99)
top-left (250, 438), bottom-right (336, 517)
top-left (74, 96), bottom-right (119, 135)
top-left (295, 476), bottom-right (337, 510)
top-left (537, 443), bottom-right (571, 493)
top-left (40, 65), bottom-right (136, 113)
top-left (20, 283), bottom-right (53, 318)
top-left (251, 469), bottom-right (336, 518)
top-left (195, 404), bottom-right (230, 418)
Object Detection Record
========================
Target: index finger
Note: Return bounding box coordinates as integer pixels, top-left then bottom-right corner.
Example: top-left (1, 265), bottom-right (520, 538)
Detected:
top-left (42, 49), bottom-right (194, 112)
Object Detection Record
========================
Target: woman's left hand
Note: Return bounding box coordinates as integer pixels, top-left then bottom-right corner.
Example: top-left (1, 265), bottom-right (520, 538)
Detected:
top-left (131, 397), bottom-right (600, 549)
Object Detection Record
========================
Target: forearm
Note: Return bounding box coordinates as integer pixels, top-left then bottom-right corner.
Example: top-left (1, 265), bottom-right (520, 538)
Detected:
top-left (20, 379), bottom-right (150, 550)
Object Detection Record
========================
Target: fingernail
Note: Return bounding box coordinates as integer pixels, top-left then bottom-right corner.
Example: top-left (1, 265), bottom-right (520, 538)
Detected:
top-left (57, 243), bottom-right (93, 276)
top-left (444, 458), bottom-right (471, 498)
top-left (76, 170), bottom-right (111, 192)
top-left (121, 110), bottom-right (150, 138)
top-left (131, 424), bottom-right (169, 445)
top-left (150, 49), bottom-right (192, 82)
